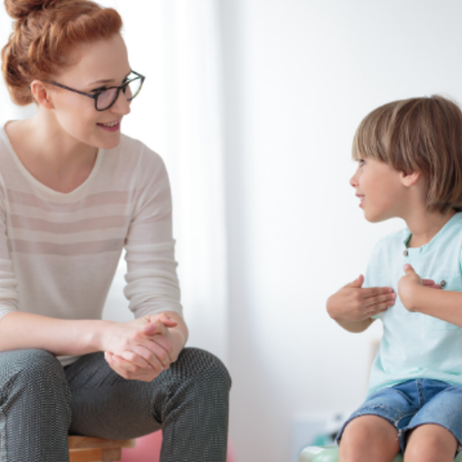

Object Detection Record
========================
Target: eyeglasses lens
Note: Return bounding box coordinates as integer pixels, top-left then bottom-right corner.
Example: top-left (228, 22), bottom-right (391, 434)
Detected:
top-left (96, 77), bottom-right (143, 110)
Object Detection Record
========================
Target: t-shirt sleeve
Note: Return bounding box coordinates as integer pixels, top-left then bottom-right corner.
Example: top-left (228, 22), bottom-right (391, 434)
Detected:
top-left (0, 184), bottom-right (19, 320)
top-left (123, 148), bottom-right (182, 318)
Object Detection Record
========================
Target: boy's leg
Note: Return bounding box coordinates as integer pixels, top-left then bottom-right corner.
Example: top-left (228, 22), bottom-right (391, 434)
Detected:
top-left (401, 382), bottom-right (462, 462)
top-left (65, 347), bottom-right (231, 462)
top-left (0, 349), bottom-right (72, 462)
top-left (404, 424), bottom-right (457, 462)
top-left (339, 415), bottom-right (400, 462)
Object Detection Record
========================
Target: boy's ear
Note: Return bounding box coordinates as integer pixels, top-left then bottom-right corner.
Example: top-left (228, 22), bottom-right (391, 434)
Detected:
top-left (400, 170), bottom-right (420, 187)
top-left (30, 80), bottom-right (55, 109)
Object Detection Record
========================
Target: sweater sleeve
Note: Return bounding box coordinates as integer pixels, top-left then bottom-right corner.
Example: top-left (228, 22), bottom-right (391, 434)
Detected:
top-left (0, 182), bottom-right (19, 320)
top-left (123, 147), bottom-right (182, 318)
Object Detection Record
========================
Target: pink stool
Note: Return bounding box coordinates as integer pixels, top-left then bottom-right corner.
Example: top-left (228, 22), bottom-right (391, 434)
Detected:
top-left (121, 431), bottom-right (236, 462)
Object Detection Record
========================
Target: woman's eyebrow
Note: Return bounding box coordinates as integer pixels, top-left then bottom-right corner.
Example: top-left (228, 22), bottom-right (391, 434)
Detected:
top-left (88, 72), bottom-right (131, 86)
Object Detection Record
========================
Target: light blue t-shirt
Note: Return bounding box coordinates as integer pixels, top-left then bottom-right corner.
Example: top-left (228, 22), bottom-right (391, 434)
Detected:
top-left (366, 212), bottom-right (462, 395)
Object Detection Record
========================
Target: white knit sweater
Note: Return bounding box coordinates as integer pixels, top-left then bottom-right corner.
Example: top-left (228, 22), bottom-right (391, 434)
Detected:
top-left (0, 125), bottom-right (182, 365)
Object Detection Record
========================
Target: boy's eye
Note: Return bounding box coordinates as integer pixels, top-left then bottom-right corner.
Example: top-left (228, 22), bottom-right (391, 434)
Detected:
top-left (358, 159), bottom-right (365, 167)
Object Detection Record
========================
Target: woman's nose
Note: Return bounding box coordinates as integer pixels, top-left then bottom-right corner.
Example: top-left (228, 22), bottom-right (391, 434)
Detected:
top-left (111, 90), bottom-right (131, 116)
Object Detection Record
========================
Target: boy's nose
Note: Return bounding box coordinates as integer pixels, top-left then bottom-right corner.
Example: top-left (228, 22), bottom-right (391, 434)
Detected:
top-left (350, 172), bottom-right (358, 188)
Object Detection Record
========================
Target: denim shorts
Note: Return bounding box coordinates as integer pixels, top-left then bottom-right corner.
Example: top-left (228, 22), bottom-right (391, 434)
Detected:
top-left (336, 379), bottom-right (462, 453)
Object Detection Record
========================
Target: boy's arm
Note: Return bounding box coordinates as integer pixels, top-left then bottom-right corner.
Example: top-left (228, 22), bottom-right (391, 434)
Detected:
top-left (327, 275), bottom-right (396, 333)
top-left (398, 264), bottom-right (462, 325)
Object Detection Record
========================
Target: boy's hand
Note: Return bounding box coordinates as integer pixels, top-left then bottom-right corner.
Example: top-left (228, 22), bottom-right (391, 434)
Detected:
top-left (398, 264), bottom-right (441, 312)
top-left (327, 275), bottom-right (396, 322)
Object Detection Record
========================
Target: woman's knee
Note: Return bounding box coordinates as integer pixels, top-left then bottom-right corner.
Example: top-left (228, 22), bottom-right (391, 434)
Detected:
top-left (173, 347), bottom-right (232, 391)
top-left (0, 349), bottom-right (71, 404)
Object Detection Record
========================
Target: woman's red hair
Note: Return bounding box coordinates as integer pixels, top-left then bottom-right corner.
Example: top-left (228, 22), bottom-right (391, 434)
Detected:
top-left (2, 0), bottom-right (123, 105)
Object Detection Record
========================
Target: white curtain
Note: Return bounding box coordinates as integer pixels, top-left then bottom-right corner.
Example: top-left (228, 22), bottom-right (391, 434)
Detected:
top-left (0, 0), bottom-right (229, 364)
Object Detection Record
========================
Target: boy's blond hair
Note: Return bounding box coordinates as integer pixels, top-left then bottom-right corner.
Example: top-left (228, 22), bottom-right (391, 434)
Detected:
top-left (353, 96), bottom-right (462, 213)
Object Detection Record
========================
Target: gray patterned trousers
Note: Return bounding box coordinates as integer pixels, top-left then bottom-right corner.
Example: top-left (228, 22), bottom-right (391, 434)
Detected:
top-left (0, 347), bottom-right (231, 462)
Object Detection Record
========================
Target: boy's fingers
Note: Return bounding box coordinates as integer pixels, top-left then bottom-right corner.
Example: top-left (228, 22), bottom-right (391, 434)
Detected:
top-left (365, 293), bottom-right (396, 308)
top-left (363, 286), bottom-right (395, 298)
top-left (366, 300), bottom-right (393, 317)
top-left (345, 275), bottom-right (364, 289)
top-left (422, 279), bottom-right (441, 289)
top-left (403, 264), bottom-right (415, 274)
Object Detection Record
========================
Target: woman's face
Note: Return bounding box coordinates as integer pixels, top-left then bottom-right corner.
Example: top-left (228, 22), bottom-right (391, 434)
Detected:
top-left (46, 33), bottom-right (132, 150)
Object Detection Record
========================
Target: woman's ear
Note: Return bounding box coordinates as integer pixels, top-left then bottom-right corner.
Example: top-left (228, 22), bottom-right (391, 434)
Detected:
top-left (30, 80), bottom-right (55, 109)
top-left (400, 170), bottom-right (420, 187)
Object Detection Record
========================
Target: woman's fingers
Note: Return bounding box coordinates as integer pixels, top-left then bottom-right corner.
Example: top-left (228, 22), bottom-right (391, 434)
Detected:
top-left (119, 347), bottom-right (164, 372)
top-left (128, 344), bottom-right (168, 370)
top-left (149, 334), bottom-right (175, 363)
top-left (143, 315), bottom-right (177, 336)
top-left (143, 320), bottom-right (167, 336)
top-left (105, 352), bottom-right (163, 381)
top-left (105, 352), bottom-right (137, 375)
top-left (159, 313), bottom-right (178, 327)
top-left (107, 339), bottom-right (170, 371)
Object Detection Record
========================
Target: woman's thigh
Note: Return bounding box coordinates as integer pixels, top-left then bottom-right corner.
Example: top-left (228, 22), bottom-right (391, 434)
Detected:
top-left (65, 347), bottom-right (231, 440)
top-left (0, 349), bottom-right (72, 462)
top-left (65, 350), bottom-right (162, 439)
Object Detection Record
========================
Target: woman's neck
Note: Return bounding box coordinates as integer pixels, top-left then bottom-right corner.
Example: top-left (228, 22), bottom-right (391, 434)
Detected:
top-left (5, 114), bottom-right (98, 194)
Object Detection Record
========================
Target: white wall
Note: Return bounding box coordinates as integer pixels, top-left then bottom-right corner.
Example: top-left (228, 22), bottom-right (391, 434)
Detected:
top-left (221, 1), bottom-right (462, 461)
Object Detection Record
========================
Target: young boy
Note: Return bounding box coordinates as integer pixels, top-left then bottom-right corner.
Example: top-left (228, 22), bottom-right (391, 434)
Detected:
top-left (327, 96), bottom-right (462, 462)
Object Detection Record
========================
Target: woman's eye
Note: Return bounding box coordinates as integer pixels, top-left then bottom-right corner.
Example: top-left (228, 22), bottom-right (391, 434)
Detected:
top-left (92, 87), bottom-right (109, 93)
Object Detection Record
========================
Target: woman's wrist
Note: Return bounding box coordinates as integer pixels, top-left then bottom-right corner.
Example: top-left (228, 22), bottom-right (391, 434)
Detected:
top-left (87, 319), bottom-right (117, 353)
top-left (169, 327), bottom-right (187, 358)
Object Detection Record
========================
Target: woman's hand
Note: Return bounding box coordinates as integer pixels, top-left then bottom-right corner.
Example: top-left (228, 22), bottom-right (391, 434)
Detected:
top-left (327, 275), bottom-right (396, 322)
top-left (398, 264), bottom-right (441, 312)
top-left (102, 313), bottom-right (178, 382)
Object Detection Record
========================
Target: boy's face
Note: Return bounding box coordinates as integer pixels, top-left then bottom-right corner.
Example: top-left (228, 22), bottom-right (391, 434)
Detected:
top-left (350, 157), bottom-right (407, 222)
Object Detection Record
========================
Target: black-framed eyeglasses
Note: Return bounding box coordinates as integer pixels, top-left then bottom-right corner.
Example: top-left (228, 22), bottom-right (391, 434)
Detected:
top-left (46, 71), bottom-right (145, 111)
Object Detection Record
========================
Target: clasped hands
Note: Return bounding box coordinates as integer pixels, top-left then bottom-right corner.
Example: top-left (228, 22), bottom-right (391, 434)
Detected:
top-left (327, 265), bottom-right (441, 322)
top-left (104, 313), bottom-right (178, 382)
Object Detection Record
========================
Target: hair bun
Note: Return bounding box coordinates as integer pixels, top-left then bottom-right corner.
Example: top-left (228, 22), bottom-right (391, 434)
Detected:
top-left (4, 0), bottom-right (59, 19)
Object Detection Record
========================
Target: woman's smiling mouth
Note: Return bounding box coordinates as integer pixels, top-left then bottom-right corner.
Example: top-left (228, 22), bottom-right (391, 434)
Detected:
top-left (97, 120), bottom-right (121, 132)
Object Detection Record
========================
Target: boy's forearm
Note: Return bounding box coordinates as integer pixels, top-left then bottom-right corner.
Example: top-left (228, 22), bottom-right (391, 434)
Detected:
top-left (0, 311), bottom-right (112, 355)
top-left (406, 286), bottom-right (462, 327)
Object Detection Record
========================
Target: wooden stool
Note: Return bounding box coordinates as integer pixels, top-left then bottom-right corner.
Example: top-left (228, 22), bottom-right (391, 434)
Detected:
top-left (68, 436), bottom-right (136, 462)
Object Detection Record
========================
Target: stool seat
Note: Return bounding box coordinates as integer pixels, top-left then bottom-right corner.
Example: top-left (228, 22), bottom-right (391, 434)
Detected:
top-left (68, 436), bottom-right (136, 462)
top-left (300, 445), bottom-right (462, 462)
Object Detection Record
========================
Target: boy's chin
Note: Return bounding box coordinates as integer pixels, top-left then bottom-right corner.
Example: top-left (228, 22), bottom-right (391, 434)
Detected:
top-left (363, 212), bottom-right (388, 223)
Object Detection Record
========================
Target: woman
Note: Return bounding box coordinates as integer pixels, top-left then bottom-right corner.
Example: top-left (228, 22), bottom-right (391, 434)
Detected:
top-left (0, 0), bottom-right (231, 461)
